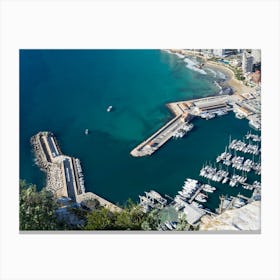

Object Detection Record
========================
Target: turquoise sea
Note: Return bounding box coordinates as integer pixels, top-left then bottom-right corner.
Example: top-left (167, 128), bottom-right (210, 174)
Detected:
top-left (20, 50), bottom-right (260, 210)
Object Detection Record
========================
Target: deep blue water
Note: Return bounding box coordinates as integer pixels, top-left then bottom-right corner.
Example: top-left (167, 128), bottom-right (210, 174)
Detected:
top-left (20, 50), bottom-right (259, 209)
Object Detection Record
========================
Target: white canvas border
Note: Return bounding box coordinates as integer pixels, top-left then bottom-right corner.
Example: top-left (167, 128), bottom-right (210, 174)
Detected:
top-left (1, 0), bottom-right (280, 279)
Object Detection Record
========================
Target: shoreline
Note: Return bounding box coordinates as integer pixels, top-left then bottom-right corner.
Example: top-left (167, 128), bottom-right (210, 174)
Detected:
top-left (204, 61), bottom-right (251, 96)
top-left (164, 49), bottom-right (252, 96)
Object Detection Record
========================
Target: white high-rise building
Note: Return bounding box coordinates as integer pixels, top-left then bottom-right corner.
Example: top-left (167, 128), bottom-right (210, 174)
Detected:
top-left (213, 49), bottom-right (237, 57)
top-left (251, 49), bottom-right (261, 64)
top-left (213, 49), bottom-right (226, 57)
top-left (242, 52), bottom-right (254, 73)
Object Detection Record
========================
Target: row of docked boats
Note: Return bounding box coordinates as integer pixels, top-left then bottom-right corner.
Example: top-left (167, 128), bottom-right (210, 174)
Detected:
top-left (172, 122), bottom-right (194, 139)
top-left (200, 109), bottom-right (228, 120)
top-left (216, 150), bottom-right (232, 166)
top-left (231, 157), bottom-right (254, 172)
top-left (200, 165), bottom-right (229, 183)
top-left (200, 112), bottom-right (215, 120)
top-left (245, 131), bottom-right (261, 142)
top-left (229, 174), bottom-right (247, 187)
top-left (216, 151), bottom-right (261, 175)
top-left (229, 139), bottom-right (260, 155)
top-left (175, 178), bottom-right (217, 208)
top-left (239, 180), bottom-right (261, 191)
top-left (75, 158), bottom-right (85, 193)
top-left (176, 178), bottom-right (200, 200)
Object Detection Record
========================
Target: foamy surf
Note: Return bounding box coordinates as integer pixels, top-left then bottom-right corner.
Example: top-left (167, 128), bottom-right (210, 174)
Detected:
top-left (175, 53), bottom-right (185, 59)
top-left (183, 57), bottom-right (207, 75)
top-left (205, 68), bottom-right (217, 77)
top-left (161, 49), bottom-right (172, 54)
top-left (217, 71), bottom-right (227, 79)
top-left (205, 67), bottom-right (227, 80)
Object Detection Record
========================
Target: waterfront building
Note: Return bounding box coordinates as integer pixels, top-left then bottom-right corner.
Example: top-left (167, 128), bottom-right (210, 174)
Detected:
top-left (251, 49), bottom-right (261, 64)
top-left (233, 104), bottom-right (253, 118)
top-left (182, 203), bottom-right (205, 225)
top-left (213, 49), bottom-right (236, 57)
top-left (242, 52), bottom-right (254, 73)
top-left (213, 49), bottom-right (226, 57)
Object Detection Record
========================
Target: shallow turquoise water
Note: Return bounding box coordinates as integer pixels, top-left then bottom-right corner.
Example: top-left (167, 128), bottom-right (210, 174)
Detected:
top-left (20, 50), bottom-right (259, 209)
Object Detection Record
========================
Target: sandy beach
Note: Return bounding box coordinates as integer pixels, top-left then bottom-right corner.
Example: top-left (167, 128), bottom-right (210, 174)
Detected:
top-left (167, 49), bottom-right (252, 96)
top-left (204, 61), bottom-right (252, 96)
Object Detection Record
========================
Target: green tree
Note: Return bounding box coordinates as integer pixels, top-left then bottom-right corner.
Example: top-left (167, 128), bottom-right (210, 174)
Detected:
top-left (176, 213), bottom-right (190, 231)
top-left (84, 208), bottom-right (115, 230)
top-left (114, 206), bottom-right (145, 230)
top-left (19, 180), bottom-right (64, 230)
top-left (141, 209), bottom-right (161, 230)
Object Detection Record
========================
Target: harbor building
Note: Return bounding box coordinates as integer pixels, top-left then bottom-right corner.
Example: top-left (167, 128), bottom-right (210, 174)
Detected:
top-left (233, 104), bottom-right (253, 118)
top-left (192, 96), bottom-right (230, 114)
top-left (182, 203), bottom-right (205, 225)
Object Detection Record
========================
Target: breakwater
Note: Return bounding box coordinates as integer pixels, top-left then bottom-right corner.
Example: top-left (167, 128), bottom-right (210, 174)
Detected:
top-left (130, 95), bottom-right (232, 157)
top-left (31, 131), bottom-right (122, 212)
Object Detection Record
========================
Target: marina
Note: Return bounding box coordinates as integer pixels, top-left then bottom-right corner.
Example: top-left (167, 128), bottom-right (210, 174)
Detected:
top-left (215, 135), bottom-right (261, 175)
top-left (21, 50), bottom-right (261, 219)
top-left (138, 130), bottom-right (261, 230)
top-left (201, 133), bottom-right (261, 189)
top-left (130, 90), bottom-right (260, 158)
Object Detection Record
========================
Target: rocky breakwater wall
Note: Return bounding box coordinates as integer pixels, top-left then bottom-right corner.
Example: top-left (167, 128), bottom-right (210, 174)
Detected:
top-left (30, 132), bottom-right (51, 170)
top-left (30, 132), bottom-right (67, 197)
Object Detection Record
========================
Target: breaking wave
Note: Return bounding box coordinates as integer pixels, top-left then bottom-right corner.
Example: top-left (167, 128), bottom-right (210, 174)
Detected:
top-left (183, 57), bottom-right (207, 75)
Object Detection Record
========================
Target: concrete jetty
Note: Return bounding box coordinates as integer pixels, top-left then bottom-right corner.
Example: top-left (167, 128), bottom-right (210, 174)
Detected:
top-left (130, 95), bottom-right (232, 157)
top-left (130, 114), bottom-right (188, 157)
top-left (31, 131), bottom-right (122, 213)
top-left (76, 192), bottom-right (122, 213)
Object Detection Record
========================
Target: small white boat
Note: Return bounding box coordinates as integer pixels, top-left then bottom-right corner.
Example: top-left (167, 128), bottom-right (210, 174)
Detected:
top-left (107, 105), bottom-right (113, 112)
top-left (85, 129), bottom-right (89, 135)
